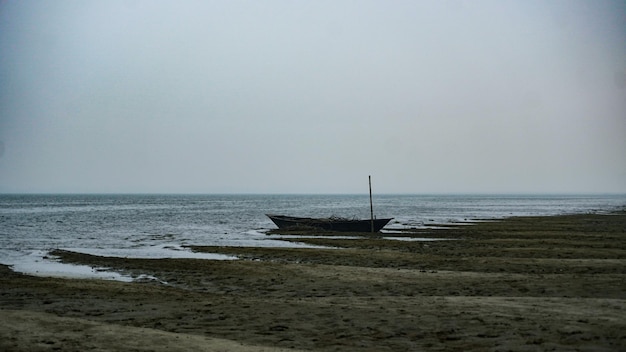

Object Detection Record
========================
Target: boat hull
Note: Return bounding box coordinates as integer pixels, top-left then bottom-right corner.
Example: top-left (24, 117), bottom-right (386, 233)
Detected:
top-left (267, 214), bottom-right (393, 233)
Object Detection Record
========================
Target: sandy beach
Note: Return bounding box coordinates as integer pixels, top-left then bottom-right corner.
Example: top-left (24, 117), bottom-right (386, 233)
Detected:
top-left (1, 211), bottom-right (625, 351)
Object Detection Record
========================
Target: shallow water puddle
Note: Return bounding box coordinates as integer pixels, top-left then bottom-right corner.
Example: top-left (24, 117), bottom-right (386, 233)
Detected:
top-left (4, 244), bottom-right (238, 282)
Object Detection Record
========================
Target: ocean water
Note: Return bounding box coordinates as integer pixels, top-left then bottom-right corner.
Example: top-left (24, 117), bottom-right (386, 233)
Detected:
top-left (1, 194), bottom-right (625, 280)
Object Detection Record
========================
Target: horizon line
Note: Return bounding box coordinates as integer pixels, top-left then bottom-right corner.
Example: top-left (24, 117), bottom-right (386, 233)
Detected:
top-left (1, 192), bottom-right (625, 196)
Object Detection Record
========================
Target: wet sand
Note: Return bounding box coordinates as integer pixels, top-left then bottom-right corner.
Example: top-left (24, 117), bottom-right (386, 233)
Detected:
top-left (1, 211), bottom-right (625, 351)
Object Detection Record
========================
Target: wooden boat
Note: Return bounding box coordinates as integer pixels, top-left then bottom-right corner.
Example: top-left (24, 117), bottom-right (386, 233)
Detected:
top-left (268, 176), bottom-right (392, 233)
top-left (266, 214), bottom-right (393, 233)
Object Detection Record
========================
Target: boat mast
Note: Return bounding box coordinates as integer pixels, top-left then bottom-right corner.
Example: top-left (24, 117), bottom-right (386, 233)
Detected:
top-left (369, 175), bottom-right (374, 233)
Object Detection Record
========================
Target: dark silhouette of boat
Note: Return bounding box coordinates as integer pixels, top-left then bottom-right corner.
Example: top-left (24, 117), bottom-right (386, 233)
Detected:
top-left (266, 214), bottom-right (393, 233)
top-left (268, 176), bottom-right (392, 233)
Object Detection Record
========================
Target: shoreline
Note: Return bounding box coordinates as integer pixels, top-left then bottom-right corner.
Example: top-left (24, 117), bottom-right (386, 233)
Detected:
top-left (1, 211), bottom-right (625, 351)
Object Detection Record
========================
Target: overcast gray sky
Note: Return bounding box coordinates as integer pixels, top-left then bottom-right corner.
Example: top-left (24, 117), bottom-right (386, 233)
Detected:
top-left (1, 0), bottom-right (625, 194)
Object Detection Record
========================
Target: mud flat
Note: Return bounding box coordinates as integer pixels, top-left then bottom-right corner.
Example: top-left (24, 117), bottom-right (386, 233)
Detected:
top-left (1, 211), bottom-right (625, 351)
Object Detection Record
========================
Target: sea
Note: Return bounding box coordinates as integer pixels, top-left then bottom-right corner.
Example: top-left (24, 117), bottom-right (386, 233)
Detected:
top-left (1, 194), bottom-right (625, 281)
